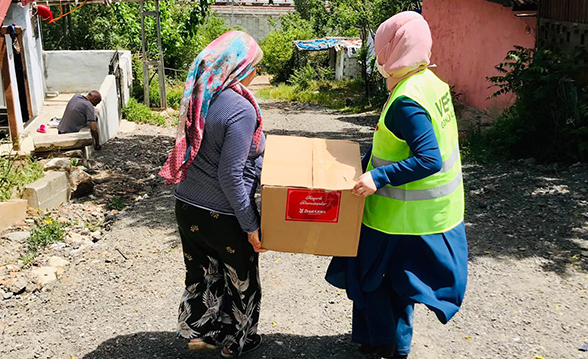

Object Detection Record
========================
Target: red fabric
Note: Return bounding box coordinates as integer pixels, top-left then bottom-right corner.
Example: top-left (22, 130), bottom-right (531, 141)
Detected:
top-left (37, 5), bottom-right (53, 22)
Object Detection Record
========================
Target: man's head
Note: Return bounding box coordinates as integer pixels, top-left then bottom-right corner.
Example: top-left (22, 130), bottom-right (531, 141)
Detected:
top-left (86, 91), bottom-right (102, 106)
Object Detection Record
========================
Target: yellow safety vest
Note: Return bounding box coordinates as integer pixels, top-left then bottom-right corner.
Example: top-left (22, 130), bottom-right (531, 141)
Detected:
top-left (363, 69), bottom-right (464, 235)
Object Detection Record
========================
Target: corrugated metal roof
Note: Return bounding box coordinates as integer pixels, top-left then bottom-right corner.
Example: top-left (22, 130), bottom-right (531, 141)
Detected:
top-left (293, 37), bottom-right (362, 52)
top-left (0, 1), bottom-right (11, 26)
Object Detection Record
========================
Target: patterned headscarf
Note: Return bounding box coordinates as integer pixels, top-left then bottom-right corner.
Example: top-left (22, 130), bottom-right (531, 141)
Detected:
top-left (159, 31), bottom-right (264, 184)
top-left (375, 12), bottom-right (432, 91)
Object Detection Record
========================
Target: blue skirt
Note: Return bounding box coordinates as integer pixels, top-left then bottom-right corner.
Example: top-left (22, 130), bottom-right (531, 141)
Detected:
top-left (325, 222), bottom-right (468, 324)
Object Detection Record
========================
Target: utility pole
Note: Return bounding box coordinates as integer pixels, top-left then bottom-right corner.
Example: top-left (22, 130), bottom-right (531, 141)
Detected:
top-left (140, 0), bottom-right (167, 109)
top-left (231, 0), bottom-right (234, 26)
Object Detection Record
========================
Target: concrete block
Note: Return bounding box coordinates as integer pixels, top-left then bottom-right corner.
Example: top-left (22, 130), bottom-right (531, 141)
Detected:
top-left (0, 199), bottom-right (28, 231)
top-left (22, 171), bottom-right (70, 210)
top-left (33, 130), bottom-right (93, 153)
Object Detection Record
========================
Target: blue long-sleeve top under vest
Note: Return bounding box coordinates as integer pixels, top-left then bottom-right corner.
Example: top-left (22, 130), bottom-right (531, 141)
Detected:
top-left (326, 96), bottom-right (468, 326)
top-left (361, 96), bottom-right (443, 186)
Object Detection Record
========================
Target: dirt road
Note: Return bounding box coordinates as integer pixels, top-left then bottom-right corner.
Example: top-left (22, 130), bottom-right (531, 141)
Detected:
top-left (1, 94), bottom-right (588, 359)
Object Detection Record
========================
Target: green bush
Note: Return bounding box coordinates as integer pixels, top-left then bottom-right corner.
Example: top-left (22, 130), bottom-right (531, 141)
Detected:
top-left (107, 196), bottom-right (127, 211)
top-left (166, 80), bottom-right (185, 110)
top-left (290, 63), bottom-right (335, 90)
top-left (123, 98), bottom-right (166, 126)
top-left (0, 155), bottom-right (43, 201)
top-left (128, 14), bottom-right (236, 108)
top-left (469, 46), bottom-right (588, 163)
top-left (260, 13), bottom-right (315, 84)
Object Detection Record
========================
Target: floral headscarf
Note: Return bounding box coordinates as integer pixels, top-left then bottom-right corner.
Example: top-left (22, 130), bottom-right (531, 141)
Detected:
top-left (159, 31), bottom-right (264, 184)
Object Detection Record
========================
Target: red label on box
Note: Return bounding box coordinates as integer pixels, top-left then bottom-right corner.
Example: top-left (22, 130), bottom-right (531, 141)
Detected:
top-left (285, 189), bottom-right (341, 223)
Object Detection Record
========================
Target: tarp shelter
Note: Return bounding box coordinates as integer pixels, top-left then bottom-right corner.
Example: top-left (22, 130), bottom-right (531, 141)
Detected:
top-left (293, 37), bottom-right (362, 80)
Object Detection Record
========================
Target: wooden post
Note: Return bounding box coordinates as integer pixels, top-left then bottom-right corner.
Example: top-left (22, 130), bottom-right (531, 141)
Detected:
top-left (155, 0), bottom-right (167, 109)
top-left (140, 0), bottom-right (149, 107)
top-left (0, 35), bottom-right (20, 150)
top-left (17, 33), bottom-right (33, 122)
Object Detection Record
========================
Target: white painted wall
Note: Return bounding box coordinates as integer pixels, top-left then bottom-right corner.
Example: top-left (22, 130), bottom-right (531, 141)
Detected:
top-left (213, 9), bottom-right (285, 42)
top-left (335, 50), bottom-right (362, 80)
top-left (95, 75), bottom-right (119, 145)
top-left (44, 50), bottom-right (132, 94)
top-left (5, 3), bottom-right (46, 117)
top-left (119, 51), bottom-right (133, 105)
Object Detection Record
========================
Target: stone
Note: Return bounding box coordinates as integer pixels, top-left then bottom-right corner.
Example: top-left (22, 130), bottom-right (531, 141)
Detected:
top-left (50, 242), bottom-right (67, 251)
top-left (69, 168), bottom-right (94, 198)
top-left (70, 244), bottom-right (91, 257)
top-left (3, 231), bottom-right (30, 243)
top-left (67, 232), bottom-right (91, 245)
top-left (47, 256), bottom-right (69, 276)
top-left (5, 264), bottom-right (19, 271)
top-left (30, 267), bottom-right (58, 286)
top-left (90, 231), bottom-right (102, 243)
top-left (5, 276), bottom-right (27, 294)
top-left (60, 150), bottom-right (84, 159)
top-left (0, 200), bottom-right (28, 231)
top-left (22, 171), bottom-right (70, 210)
top-left (47, 256), bottom-right (69, 268)
top-left (43, 158), bottom-right (71, 172)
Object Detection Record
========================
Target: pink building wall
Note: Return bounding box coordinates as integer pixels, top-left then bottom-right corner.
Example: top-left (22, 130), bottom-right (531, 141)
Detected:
top-left (422, 0), bottom-right (537, 110)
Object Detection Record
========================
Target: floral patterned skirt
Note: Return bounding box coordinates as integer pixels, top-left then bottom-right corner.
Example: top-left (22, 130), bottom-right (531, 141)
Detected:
top-left (175, 199), bottom-right (261, 355)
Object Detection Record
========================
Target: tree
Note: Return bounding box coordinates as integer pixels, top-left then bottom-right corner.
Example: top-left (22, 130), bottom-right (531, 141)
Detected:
top-left (42, 0), bottom-right (217, 73)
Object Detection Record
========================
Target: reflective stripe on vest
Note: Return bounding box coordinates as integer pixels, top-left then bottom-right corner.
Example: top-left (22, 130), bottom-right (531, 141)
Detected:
top-left (375, 172), bottom-right (463, 201)
top-left (371, 144), bottom-right (460, 175)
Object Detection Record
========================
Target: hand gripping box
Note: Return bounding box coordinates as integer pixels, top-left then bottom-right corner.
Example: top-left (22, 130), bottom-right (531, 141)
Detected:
top-left (260, 135), bottom-right (365, 256)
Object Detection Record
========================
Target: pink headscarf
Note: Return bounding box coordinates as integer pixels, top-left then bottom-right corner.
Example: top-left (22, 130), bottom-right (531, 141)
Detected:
top-left (375, 11), bottom-right (432, 91)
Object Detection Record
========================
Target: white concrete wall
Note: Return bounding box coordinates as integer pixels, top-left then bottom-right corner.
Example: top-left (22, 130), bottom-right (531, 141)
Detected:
top-left (95, 75), bottom-right (119, 145)
top-left (214, 9), bottom-right (285, 42)
top-left (119, 51), bottom-right (133, 105)
top-left (5, 4), bottom-right (46, 117)
top-left (335, 50), bottom-right (361, 80)
top-left (43, 50), bottom-right (131, 94)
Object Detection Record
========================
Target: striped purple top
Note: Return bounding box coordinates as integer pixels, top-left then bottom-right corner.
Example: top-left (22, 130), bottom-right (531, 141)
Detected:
top-left (175, 88), bottom-right (265, 233)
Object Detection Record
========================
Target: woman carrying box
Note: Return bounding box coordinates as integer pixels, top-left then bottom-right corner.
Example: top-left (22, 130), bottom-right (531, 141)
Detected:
top-left (326, 12), bottom-right (468, 359)
top-left (159, 31), bottom-right (265, 358)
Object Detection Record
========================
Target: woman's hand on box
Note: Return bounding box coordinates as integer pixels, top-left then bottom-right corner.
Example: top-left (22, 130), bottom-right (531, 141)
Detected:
top-left (248, 230), bottom-right (267, 253)
top-left (352, 172), bottom-right (377, 198)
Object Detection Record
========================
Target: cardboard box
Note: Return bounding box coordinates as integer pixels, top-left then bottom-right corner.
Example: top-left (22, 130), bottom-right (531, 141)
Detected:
top-left (260, 135), bottom-right (365, 256)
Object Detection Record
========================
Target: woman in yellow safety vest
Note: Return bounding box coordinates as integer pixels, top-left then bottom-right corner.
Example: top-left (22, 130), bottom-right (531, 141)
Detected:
top-left (326, 12), bottom-right (468, 359)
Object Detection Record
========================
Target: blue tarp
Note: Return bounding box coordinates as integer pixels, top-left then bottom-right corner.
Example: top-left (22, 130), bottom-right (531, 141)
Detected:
top-left (293, 38), bottom-right (362, 52)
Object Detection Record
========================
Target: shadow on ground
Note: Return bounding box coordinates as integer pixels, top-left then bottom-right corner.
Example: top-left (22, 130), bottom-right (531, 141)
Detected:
top-left (82, 331), bottom-right (365, 359)
top-left (91, 103), bottom-right (588, 276)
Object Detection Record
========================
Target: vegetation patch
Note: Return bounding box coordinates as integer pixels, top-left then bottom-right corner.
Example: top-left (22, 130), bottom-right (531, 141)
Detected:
top-left (257, 80), bottom-right (385, 113)
top-left (122, 98), bottom-right (167, 126)
top-left (21, 214), bottom-right (69, 266)
top-left (463, 46), bottom-right (588, 163)
top-left (0, 155), bottom-right (44, 201)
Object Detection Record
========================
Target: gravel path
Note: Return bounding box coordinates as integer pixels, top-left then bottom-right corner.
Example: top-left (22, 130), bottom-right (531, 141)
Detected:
top-left (1, 95), bottom-right (588, 359)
